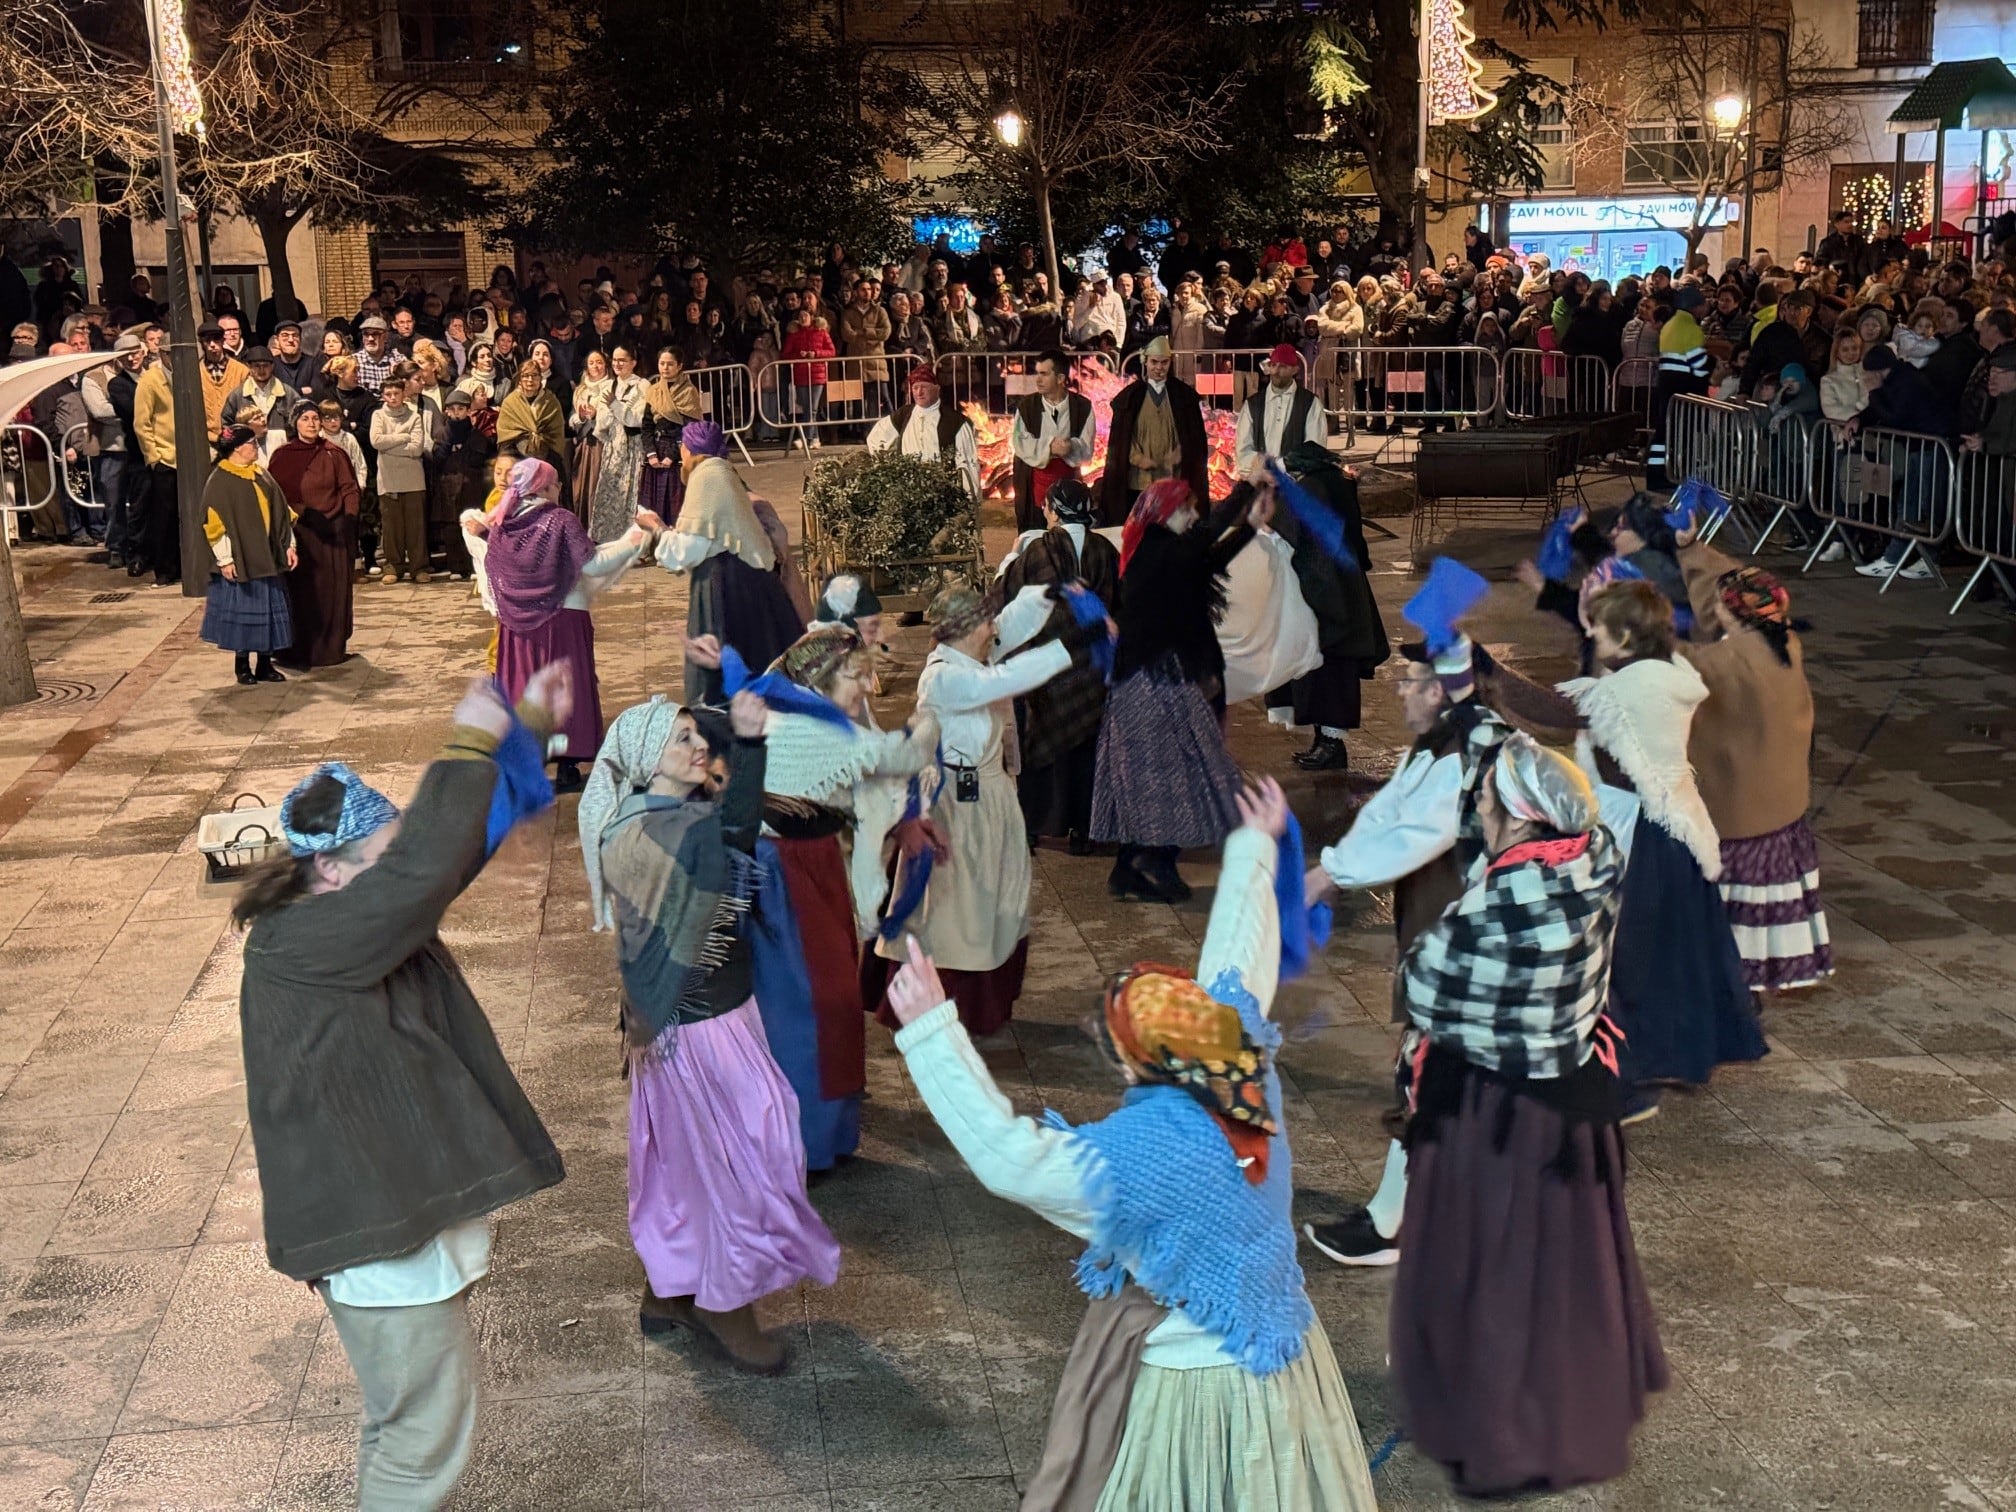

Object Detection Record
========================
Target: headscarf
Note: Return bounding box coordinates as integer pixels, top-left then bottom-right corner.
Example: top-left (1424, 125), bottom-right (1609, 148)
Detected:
top-left (579, 695), bottom-right (684, 931)
top-left (680, 420), bottom-right (726, 458)
top-left (907, 364), bottom-right (944, 397)
top-left (645, 361), bottom-right (703, 424)
top-left (1101, 964), bottom-right (1277, 1182)
top-left (481, 458), bottom-right (595, 634)
top-left (1044, 477), bottom-right (1099, 525)
top-left (279, 762), bottom-right (399, 856)
top-left (214, 423), bottom-right (258, 460)
top-left (770, 624), bottom-right (862, 690)
top-left (1719, 564), bottom-right (1792, 628)
top-left (927, 582), bottom-right (992, 644)
top-left (1491, 734), bottom-right (1598, 833)
top-left (1119, 477), bottom-right (1195, 575)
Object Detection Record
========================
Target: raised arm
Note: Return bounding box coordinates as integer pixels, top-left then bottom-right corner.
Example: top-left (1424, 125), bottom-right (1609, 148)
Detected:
top-left (1318, 750), bottom-right (1463, 889)
top-left (1197, 822), bottom-right (1281, 1017)
top-left (922, 637), bottom-right (1069, 715)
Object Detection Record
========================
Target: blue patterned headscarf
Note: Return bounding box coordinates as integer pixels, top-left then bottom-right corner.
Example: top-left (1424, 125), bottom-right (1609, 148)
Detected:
top-left (280, 762), bottom-right (400, 856)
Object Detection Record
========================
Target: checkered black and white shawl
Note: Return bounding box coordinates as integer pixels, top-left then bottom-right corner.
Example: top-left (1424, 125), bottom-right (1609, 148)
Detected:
top-left (1400, 827), bottom-right (1624, 1080)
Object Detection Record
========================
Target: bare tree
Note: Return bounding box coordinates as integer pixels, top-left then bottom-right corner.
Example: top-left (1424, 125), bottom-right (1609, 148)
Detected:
top-left (908, 0), bottom-right (1234, 295)
top-left (1564, 0), bottom-right (1856, 262)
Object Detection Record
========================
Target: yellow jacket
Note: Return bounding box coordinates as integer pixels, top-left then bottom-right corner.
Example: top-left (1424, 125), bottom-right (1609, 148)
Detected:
top-left (200, 357), bottom-right (250, 440)
top-left (133, 363), bottom-right (176, 467)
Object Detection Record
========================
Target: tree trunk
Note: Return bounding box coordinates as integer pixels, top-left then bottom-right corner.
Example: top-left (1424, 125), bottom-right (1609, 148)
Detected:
top-left (1363, 0), bottom-right (1424, 256)
top-left (0, 527), bottom-right (38, 708)
top-left (250, 199), bottom-right (304, 322)
top-left (98, 212), bottom-right (137, 317)
top-left (1035, 176), bottom-right (1061, 315)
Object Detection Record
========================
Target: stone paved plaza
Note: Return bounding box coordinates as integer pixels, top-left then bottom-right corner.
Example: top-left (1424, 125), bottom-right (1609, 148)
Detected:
top-left (3, 459), bottom-right (2016, 1510)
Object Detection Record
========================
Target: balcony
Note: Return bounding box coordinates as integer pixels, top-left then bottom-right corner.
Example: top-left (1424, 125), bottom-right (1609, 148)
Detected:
top-left (1857, 0), bottom-right (1936, 69)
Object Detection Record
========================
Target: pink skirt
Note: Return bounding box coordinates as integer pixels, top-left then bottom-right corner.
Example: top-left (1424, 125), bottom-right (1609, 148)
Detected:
top-left (628, 998), bottom-right (841, 1313)
top-left (497, 607), bottom-right (603, 761)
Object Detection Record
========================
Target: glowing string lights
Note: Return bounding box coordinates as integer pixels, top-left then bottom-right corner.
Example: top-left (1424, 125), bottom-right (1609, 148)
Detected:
top-left (153, 0), bottom-right (206, 137)
top-left (1426, 0), bottom-right (1496, 125)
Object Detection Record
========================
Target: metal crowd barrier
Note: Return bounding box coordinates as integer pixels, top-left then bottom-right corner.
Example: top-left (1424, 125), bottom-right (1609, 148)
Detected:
top-left (1609, 357), bottom-right (1658, 428)
top-left (935, 349), bottom-right (1119, 419)
top-left (2, 422), bottom-right (59, 538)
top-left (1664, 395), bottom-right (1760, 544)
top-left (685, 363), bottom-right (759, 466)
top-left (1499, 349), bottom-right (1611, 421)
top-left (1330, 344), bottom-right (1502, 435)
top-left (1946, 449), bottom-right (2016, 614)
top-left (1748, 410), bottom-right (1819, 552)
top-left (1803, 419), bottom-right (1955, 589)
top-left (754, 352), bottom-right (923, 457)
top-left (1118, 346), bottom-right (1300, 410)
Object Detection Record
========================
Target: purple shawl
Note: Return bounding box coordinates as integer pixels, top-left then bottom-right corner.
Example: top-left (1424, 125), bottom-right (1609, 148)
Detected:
top-left (487, 499), bottom-right (596, 634)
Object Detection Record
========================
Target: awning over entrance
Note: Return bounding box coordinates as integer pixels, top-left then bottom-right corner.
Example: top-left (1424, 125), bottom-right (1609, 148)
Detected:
top-left (1886, 58), bottom-right (2016, 134)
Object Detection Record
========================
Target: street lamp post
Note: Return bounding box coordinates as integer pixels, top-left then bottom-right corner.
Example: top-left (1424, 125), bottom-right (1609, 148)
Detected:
top-left (1711, 91), bottom-right (1755, 264)
top-left (142, 0), bottom-right (215, 598)
top-left (994, 105), bottom-right (1061, 305)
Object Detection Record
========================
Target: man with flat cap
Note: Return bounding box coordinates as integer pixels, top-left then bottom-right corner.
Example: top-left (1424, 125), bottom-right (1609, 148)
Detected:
top-left (867, 360), bottom-right (982, 499)
top-left (1098, 335), bottom-right (1208, 526)
top-left (1235, 342), bottom-right (1327, 472)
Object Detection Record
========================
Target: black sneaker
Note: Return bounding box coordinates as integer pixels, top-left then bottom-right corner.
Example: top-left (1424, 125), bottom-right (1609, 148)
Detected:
top-left (1303, 1209), bottom-right (1399, 1268)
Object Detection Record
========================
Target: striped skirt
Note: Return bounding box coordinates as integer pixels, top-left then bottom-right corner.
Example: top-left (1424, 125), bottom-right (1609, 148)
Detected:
top-left (1090, 669), bottom-right (1242, 851)
top-left (1718, 818), bottom-right (1834, 991)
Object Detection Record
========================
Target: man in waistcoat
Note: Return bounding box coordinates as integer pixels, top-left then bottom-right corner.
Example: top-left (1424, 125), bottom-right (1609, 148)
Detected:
top-left (867, 362), bottom-right (982, 498)
top-left (1098, 336), bottom-right (1208, 526)
top-left (1234, 343), bottom-right (1326, 472)
top-left (1009, 349), bottom-right (1096, 532)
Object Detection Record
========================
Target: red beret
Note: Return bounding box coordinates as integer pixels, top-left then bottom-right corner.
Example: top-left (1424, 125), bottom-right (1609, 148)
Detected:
top-left (1269, 343), bottom-right (1300, 367)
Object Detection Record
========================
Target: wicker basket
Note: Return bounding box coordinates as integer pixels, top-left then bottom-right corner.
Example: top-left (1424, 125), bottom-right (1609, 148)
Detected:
top-left (196, 793), bottom-right (288, 882)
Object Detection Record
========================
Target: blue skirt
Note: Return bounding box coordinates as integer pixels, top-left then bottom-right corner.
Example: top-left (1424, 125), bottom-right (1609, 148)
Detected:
top-left (201, 574), bottom-right (294, 653)
top-left (1608, 815), bottom-right (1766, 1086)
top-left (747, 838), bottom-right (860, 1172)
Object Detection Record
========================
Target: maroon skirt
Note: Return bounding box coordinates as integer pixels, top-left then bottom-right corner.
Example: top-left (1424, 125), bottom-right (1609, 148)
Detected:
top-left (497, 607), bottom-right (603, 761)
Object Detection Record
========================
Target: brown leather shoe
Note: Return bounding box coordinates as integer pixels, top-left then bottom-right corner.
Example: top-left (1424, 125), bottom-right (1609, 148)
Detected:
top-left (690, 1303), bottom-right (790, 1375)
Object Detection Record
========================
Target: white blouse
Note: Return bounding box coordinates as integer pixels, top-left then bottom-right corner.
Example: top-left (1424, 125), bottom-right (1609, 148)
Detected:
top-left (914, 585), bottom-right (1066, 769)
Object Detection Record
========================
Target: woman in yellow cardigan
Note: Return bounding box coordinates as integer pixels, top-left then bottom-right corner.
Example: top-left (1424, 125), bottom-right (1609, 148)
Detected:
top-left (199, 423), bottom-right (297, 685)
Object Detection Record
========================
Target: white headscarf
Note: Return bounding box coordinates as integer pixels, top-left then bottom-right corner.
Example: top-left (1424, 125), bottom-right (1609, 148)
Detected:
top-left (578, 695), bottom-right (684, 931)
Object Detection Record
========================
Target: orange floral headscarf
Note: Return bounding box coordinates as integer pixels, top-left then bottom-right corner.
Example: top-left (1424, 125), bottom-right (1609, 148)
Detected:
top-left (1103, 963), bottom-right (1277, 1182)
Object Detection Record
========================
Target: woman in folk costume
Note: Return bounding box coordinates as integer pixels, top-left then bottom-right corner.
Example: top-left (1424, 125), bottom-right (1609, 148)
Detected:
top-left (997, 478), bottom-right (1121, 853)
top-left (689, 626), bottom-right (937, 1173)
top-left (636, 348), bottom-right (708, 525)
top-left (656, 422), bottom-right (806, 704)
top-left (495, 363), bottom-right (567, 479)
top-left (569, 349), bottom-right (614, 526)
top-left (873, 580), bottom-right (1107, 1037)
top-left (1677, 544), bottom-right (1833, 992)
top-left (466, 458), bottom-right (663, 792)
top-left (267, 403), bottom-right (359, 671)
top-left (580, 691), bottom-right (841, 1375)
top-left (199, 423), bottom-right (297, 685)
top-left (883, 779), bottom-right (1378, 1511)
top-left (1092, 475), bottom-right (1272, 904)
top-left (1390, 735), bottom-right (1667, 1498)
top-left (1563, 581), bottom-right (1765, 1122)
top-left (587, 344), bottom-right (648, 542)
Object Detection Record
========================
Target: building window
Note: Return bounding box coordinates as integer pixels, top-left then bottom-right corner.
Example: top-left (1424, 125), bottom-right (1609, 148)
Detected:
top-left (371, 233), bottom-right (470, 293)
top-left (379, 0), bottom-right (530, 79)
top-left (1624, 120), bottom-right (1709, 188)
top-left (1535, 100), bottom-right (1574, 191)
top-left (1857, 0), bottom-right (1936, 68)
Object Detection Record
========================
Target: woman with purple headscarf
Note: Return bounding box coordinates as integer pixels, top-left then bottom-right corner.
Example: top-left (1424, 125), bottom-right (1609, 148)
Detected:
top-left (656, 422), bottom-right (806, 703)
top-left (468, 457), bottom-right (663, 790)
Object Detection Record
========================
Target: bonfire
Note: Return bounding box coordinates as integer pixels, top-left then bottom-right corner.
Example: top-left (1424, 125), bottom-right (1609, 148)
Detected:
top-left (964, 357), bottom-right (1241, 502)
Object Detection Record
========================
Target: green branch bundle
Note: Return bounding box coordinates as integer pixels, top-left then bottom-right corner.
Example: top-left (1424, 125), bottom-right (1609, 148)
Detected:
top-left (802, 451), bottom-right (980, 598)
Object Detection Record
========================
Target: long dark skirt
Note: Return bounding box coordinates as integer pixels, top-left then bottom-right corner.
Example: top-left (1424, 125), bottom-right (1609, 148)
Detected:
top-left (497, 607), bottom-right (602, 761)
top-left (1392, 1047), bottom-right (1668, 1499)
top-left (1090, 669), bottom-right (1242, 851)
top-left (1719, 818), bottom-right (1834, 991)
top-left (748, 838), bottom-right (860, 1172)
top-left (1019, 738), bottom-right (1099, 840)
top-left (275, 514), bottom-right (355, 669)
top-left (1284, 654), bottom-right (1368, 731)
top-left (639, 460), bottom-right (683, 521)
top-left (201, 574), bottom-right (293, 654)
top-left (867, 937), bottom-right (1029, 1039)
top-left (685, 551), bottom-right (806, 704)
top-left (1610, 815), bottom-right (1766, 1086)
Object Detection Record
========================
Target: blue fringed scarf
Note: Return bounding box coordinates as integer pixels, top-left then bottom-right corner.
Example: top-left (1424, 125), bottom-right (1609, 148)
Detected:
top-left (484, 702), bottom-right (557, 858)
top-left (719, 644), bottom-right (858, 732)
top-left (1043, 968), bottom-right (1314, 1376)
top-left (1277, 812), bottom-right (1331, 980)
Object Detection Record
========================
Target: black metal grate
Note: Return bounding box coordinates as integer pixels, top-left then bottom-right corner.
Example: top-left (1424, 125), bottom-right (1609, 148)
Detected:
top-left (1859, 0), bottom-right (1936, 68)
top-left (87, 591), bottom-right (133, 604)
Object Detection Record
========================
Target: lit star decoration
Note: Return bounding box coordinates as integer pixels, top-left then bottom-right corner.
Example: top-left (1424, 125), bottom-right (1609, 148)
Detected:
top-left (156, 0), bottom-right (206, 137)
top-left (1426, 0), bottom-right (1496, 125)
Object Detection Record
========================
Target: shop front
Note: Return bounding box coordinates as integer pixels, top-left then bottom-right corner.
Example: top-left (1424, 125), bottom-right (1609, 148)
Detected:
top-left (1492, 196), bottom-right (1737, 281)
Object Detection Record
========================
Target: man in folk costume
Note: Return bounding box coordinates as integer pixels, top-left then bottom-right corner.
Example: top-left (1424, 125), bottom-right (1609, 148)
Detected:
top-left (1009, 349), bottom-right (1096, 532)
top-left (866, 361), bottom-right (983, 499)
top-left (1234, 344), bottom-right (1328, 474)
top-left (1646, 284), bottom-right (1710, 490)
top-left (1098, 335), bottom-right (1209, 527)
top-left (1263, 441), bottom-right (1388, 771)
top-left (1300, 560), bottom-right (1588, 1267)
top-left (997, 478), bottom-right (1121, 853)
top-left (654, 421), bottom-right (806, 703)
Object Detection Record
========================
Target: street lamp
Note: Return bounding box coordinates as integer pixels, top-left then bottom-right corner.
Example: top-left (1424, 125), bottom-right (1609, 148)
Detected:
top-left (1711, 93), bottom-right (1746, 133)
top-left (142, 0), bottom-right (214, 598)
top-left (994, 109), bottom-right (1023, 149)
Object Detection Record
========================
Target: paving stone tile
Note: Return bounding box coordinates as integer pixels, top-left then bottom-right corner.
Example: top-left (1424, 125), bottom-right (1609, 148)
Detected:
top-left (0, 1331), bottom-right (153, 1445)
top-left (445, 1388), bottom-right (645, 1510)
top-left (0, 1437), bottom-right (106, 1512)
top-left (641, 1368), bottom-right (827, 1505)
top-left (79, 1422), bottom-right (286, 1510)
top-left (0, 1117), bottom-right (114, 1187)
top-left (0, 1182), bottom-right (75, 1259)
top-left (0, 1249), bottom-right (188, 1343)
top-left (45, 1170), bottom-right (220, 1255)
top-left (816, 1345), bottom-right (1008, 1489)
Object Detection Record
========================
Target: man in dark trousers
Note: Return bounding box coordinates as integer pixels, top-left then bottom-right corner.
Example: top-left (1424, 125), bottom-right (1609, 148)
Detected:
top-left (1008, 350), bottom-right (1095, 532)
top-left (1098, 336), bottom-right (1208, 526)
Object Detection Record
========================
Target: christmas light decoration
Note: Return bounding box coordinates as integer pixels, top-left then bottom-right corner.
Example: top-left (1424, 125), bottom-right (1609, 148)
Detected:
top-left (1842, 171), bottom-right (1928, 232)
top-left (153, 0), bottom-right (205, 138)
top-left (1426, 0), bottom-right (1496, 125)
